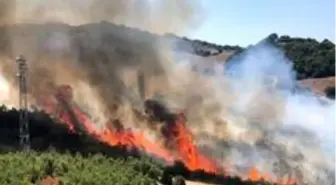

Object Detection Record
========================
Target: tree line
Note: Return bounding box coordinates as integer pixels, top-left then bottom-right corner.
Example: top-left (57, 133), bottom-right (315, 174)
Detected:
top-left (183, 32), bottom-right (335, 80)
top-left (2, 22), bottom-right (333, 81)
top-left (266, 33), bottom-right (335, 79)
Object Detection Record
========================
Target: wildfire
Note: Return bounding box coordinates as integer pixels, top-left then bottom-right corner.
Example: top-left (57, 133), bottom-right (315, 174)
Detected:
top-left (39, 85), bottom-right (174, 162)
top-left (35, 84), bottom-right (297, 185)
top-left (162, 112), bottom-right (219, 173)
top-left (248, 167), bottom-right (269, 181)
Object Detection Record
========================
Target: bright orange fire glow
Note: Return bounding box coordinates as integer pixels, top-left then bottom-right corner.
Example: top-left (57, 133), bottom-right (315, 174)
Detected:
top-left (35, 84), bottom-right (298, 184)
top-left (248, 168), bottom-right (269, 181)
top-left (247, 167), bottom-right (299, 185)
top-left (48, 85), bottom-right (174, 163)
top-left (166, 112), bottom-right (219, 173)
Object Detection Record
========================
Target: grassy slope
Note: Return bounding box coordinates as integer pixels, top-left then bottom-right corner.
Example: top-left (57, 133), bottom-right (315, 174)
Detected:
top-left (298, 76), bottom-right (335, 96)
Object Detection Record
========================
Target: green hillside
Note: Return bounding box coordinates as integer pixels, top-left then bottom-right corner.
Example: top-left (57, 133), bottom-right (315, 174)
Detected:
top-left (266, 33), bottom-right (335, 79)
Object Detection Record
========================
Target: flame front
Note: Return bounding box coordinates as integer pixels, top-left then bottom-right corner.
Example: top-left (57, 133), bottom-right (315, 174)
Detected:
top-left (162, 112), bottom-right (219, 173)
top-left (38, 85), bottom-right (174, 163)
top-left (34, 84), bottom-right (297, 184)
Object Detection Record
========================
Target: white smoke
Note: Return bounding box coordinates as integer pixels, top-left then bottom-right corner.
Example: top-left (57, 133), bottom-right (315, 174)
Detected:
top-left (222, 42), bottom-right (335, 184)
top-left (167, 41), bottom-right (335, 184)
top-left (0, 74), bottom-right (10, 103)
top-left (0, 73), bottom-right (17, 108)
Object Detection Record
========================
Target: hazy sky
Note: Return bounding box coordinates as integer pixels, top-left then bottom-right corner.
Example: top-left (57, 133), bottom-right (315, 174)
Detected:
top-left (190, 0), bottom-right (335, 47)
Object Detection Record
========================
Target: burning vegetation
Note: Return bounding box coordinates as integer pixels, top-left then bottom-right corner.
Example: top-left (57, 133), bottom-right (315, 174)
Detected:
top-left (28, 81), bottom-right (300, 185)
top-left (0, 20), bottom-right (334, 185)
top-left (0, 93), bottom-right (298, 185)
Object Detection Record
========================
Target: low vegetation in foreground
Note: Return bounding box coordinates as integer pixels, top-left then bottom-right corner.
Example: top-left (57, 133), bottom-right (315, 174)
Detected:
top-left (0, 107), bottom-right (281, 185)
top-left (0, 150), bottom-right (163, 185)
top-left (0, 149), bottom-right (281, 185)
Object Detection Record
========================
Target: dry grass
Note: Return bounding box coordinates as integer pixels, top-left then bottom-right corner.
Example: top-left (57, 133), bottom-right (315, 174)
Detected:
top-left (298, 76), bottom-right (335, 96)
top-left (205, 51), bottom-right (235, 63)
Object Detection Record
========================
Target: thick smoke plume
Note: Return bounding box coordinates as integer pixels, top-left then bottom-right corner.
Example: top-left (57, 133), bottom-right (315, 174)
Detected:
top-left (1, 0), bottom-right (203, 35)
top-left (222, 43), bottom-right (335, 184)
top-left (164, 42), bottom-right (335, 184)
top-left (0, 0), bottom-right (203, 130)
top-left (0, 1), bottom-right (334, 184)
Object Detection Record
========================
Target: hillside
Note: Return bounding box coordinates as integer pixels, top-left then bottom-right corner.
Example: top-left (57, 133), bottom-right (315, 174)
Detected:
top-left (187, 32), bottom-right (335, 98)
top-left (272, 34), bottom-right (335, 80)
top-left (174, 31), bottom-right (336, 98)
top-left (158, 30), bottom-right (335, 89)
top-left (170, 32), bottom-right (335, 81)
top-left (0, 106), bottom-right (279, 185)
top-left (299, 77), bottom-right (335, 98)
top-left (0, 22), bottom-right (334, 81)
top-left (0, 22), bottom-right (334, 185)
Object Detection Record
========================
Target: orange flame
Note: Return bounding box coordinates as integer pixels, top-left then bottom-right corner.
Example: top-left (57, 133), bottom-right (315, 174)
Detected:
top-left (35, 84), bottom-right (298, 184)
top-left (164, 112), bottom-right (219, 173)
top-left (51, 85), bottom-right (174, 162)
top-left (247, 168), bottom-right (298, 185)
top-left (248, 168), bottom-right (269, 181)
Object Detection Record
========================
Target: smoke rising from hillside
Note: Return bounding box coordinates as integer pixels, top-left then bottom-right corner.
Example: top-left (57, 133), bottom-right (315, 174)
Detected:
top-left (0, 0), bottom-right (203, 127)
top-left (0, 0), bottom-right (201, 125)
top-left (0, 1), bottom-right (334, 184)
top-left (225, 43), bottom-right (335, 184)
top-left (166, 42), bottom-right (335, 184)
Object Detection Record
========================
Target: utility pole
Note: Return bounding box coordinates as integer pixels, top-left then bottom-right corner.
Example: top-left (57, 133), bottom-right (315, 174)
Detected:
top-left (16, 55), bottom-right (30, 150)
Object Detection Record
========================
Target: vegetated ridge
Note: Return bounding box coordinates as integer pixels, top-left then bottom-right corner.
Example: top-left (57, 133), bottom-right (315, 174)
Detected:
top-left (179, 32), bottom-right (335, 98)
top-left (0, 22), bottom-right (334, 185)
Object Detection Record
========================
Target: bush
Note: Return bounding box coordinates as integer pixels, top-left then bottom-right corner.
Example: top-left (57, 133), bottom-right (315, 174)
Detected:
top-left (325, 86), bottom-right (335, 99)
top-left (0, 150), bottom-right (162, 185)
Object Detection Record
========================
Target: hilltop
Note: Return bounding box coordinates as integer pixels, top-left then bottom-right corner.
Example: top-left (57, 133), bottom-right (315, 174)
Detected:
top-left (170, 31), bottom-right (335, 98)
top-left (0, 22), bottom-right (334, 185)
top-left (1, 22), bottom-right (334, 80)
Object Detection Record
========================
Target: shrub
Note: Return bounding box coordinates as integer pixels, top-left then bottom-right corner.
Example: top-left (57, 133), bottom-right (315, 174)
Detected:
top-left (0, 150), bottom-right (161, 185)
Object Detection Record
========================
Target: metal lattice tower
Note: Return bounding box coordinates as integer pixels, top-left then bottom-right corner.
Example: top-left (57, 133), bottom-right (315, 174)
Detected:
top-left (16, 55), bottom-right (30, 150)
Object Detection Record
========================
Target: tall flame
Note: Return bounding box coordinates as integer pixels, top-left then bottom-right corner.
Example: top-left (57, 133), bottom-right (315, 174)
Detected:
top-left (34, 84), bottom-right (297, 184)
top-left (162, 112), bottom-right (219, 173)
top-left (38, 85), bottom-right (174, 162)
